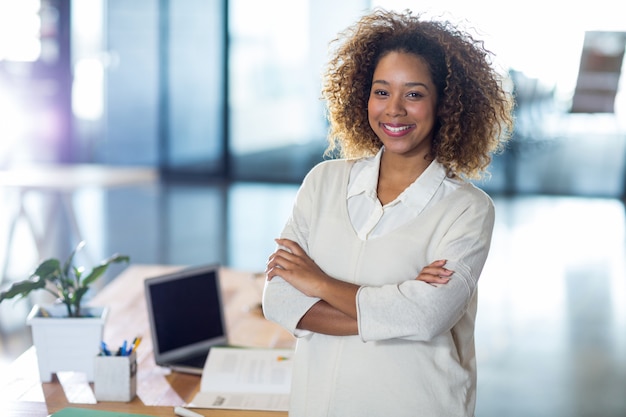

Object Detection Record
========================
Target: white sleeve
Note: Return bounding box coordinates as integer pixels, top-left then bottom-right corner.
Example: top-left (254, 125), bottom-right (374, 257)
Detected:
top-left (261, 167), bottom-right (321, 337)
top-left (356, 194), bottom-right (495, 342)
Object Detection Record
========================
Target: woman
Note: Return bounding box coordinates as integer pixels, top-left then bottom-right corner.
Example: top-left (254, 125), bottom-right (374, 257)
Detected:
top-left (263, 8), bottom-right (514, 417)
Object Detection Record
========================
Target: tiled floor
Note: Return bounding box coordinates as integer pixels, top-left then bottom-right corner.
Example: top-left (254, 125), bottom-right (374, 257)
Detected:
top-left (0, 179), bottom-right (625, 416)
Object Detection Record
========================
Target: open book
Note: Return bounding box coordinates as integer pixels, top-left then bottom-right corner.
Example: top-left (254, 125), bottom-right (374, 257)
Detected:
top-left (187, 346), bottom-right (294, 412)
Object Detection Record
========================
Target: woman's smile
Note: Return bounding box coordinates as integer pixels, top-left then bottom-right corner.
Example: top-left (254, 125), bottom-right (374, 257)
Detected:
top-left (380, 123), bottom-right (416, 136)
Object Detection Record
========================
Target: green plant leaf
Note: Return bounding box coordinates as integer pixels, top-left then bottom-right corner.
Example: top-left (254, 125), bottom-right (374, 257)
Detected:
top-left (105, 254), bottom-right (131, 264)
top-left (72, 286), bottom-right (91, 316)
top-left (60, 276), bottom-right (75, 288)
top-left (73, 266), bottom-right (84, 277)
top-left (33, 258), bottom-right (62, 280)
top-left (0, 277), bottom-right (47, 302)
top-left (0, 242), bottom-right (129, 315)
top-left (80, 254), bottom-right (130, 287)
top-left (63, 241), bottom-right (86, 278)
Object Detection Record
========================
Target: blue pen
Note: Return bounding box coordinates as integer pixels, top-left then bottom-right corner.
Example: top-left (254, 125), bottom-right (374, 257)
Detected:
top-left (100, 341), bottom-right (111, 356)
top-left (120, 340), bottom-right (128, 356)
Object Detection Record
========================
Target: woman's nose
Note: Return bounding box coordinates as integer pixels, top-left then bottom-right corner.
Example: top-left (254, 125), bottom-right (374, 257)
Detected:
top-left (386, 96), bottom-right (406, 117)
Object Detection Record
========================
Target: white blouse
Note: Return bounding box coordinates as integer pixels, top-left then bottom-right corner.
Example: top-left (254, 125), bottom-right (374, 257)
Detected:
top-left (263, 154), bottom-right (495, 417)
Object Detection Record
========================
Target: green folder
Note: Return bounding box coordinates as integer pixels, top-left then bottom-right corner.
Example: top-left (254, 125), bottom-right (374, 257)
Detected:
top-left (51, 407), bottom-right (158, 417)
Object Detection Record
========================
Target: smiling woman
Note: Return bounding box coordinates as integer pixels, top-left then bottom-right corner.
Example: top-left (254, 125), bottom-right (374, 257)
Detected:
top-left (263, 8), bottom-right (514, 417)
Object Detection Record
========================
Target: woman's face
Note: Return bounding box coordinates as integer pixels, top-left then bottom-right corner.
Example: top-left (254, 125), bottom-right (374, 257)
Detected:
top-left (367, 51), bottom-right (438, 159)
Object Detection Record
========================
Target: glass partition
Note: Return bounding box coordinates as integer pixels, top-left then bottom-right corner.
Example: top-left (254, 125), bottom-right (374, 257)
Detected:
top-left (165, 0), bottom-right (226, 177)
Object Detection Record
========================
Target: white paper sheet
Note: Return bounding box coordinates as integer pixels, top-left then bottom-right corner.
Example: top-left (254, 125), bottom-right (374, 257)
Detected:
top-left (187, 347), bottom-right (294, 411)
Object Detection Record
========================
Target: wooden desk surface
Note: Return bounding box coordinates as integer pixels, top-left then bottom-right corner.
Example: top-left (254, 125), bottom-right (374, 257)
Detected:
top-left (0, 265), bottom-right (294, 417)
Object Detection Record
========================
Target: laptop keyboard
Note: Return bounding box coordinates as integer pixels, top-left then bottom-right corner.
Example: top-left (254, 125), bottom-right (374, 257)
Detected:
top-left (177, 352), bottom-right (208, 368)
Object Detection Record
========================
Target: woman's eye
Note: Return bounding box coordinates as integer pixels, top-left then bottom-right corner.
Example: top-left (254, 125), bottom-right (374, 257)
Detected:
top-left (373, 89), bottom-right (388, 96)
top-left (407, 92), bottom-right (424, 99)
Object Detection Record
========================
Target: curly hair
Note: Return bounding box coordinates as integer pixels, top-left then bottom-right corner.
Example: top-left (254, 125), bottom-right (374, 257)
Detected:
top-left (321, 8), bottom-right (514, 179)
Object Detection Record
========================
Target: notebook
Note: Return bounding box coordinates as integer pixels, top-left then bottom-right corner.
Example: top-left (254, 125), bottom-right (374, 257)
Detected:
top-left (51, 408), bottom-right (157, 417)
top-left (144, 264), bottom-right (228, 375)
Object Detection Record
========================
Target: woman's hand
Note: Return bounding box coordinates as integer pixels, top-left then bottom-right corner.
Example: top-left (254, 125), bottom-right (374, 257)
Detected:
top-left (266, 238), bottom-right (360, 320)
top-left (416, 259), bottom-right (453, 285)
top-left (266, 238), bottom-right (331, 298)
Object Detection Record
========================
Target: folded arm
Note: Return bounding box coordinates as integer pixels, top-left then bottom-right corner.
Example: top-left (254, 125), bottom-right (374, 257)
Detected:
top-left (265, 238), bottom-right (452, 337)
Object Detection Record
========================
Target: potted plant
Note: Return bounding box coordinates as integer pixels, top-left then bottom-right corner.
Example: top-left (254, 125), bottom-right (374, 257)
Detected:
top-left (0, 241), bottom-right (129, 382)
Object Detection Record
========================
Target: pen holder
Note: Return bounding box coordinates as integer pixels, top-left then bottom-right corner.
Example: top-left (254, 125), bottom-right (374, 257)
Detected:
top-left (94, 351), bottom-right (137, 402)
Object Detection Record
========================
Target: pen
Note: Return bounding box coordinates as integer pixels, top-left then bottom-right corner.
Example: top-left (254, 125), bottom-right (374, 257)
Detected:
top-left (174, 406), bottom-right (204, 417)
top-left (100, 341), bottom-right (111, 356)
top-left (126, 337), bottom-right (136, 355)
top-left (131, 336), bottom-right (142, 353)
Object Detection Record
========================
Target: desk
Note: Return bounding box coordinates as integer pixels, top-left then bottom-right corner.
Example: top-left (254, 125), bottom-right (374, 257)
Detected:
top-left (0, 265), bottom-right (294, 417)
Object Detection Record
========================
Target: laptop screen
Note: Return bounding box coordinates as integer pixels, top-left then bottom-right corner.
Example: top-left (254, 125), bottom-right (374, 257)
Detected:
top-left (144, 264), bottom-right (227, 363)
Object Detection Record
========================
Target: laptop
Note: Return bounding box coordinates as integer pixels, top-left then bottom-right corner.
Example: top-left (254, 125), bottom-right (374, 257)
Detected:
top-left (144, 264), bottom-right (228, 375)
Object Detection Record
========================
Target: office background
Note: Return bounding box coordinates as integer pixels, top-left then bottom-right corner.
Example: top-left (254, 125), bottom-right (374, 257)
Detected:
top-left (0, 1), bottom-right (625, 416)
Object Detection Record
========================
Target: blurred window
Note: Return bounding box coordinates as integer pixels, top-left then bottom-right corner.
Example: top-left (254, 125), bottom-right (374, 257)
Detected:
top-left (228, 0), bottom-right (368, 182)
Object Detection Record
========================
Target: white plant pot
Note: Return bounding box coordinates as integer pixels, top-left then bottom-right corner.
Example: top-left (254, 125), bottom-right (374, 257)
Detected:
top-left (26, 304), bottom-right (108, 382)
